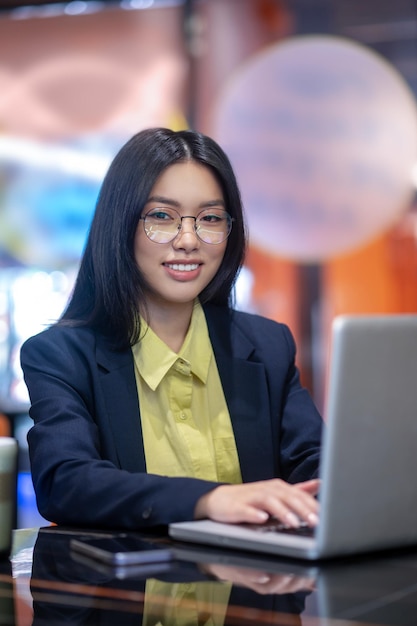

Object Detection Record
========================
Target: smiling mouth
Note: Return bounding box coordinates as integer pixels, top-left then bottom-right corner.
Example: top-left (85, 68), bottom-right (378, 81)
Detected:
top-left (164, 263), bottom-right (200, 272)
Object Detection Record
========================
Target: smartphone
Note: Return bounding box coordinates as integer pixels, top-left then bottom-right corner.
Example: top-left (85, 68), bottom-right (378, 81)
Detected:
top-left (70, 534), bottom-right (174, 567)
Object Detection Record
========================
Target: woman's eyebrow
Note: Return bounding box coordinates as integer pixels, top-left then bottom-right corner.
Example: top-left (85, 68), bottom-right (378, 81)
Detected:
top-left (146, 196), bottom-right (226, 208)
top-left (203, 199), bottom-right (226, 208)
top-left (146, 195), bottom-right (180, 207)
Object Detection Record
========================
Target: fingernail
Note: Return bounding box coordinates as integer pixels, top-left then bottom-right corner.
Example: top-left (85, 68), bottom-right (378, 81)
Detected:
top-left (307, 512), bottom-right (319, 526)
top-left (285, 512), bottom-right (300, 527)
top-left (252, 574), bottom-right (271, 584)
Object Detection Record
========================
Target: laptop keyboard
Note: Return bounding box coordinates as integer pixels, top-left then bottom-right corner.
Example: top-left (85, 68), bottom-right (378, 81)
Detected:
top-left (242, 519), bottom-right (315, 537)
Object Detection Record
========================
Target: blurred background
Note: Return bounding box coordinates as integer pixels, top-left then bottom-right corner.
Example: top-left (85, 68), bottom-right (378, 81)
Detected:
top-left (0, 0), bottom-right (416, 526)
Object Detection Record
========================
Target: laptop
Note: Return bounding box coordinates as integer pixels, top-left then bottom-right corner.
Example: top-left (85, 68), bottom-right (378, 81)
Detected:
top-left (169, 314), bottom-right (417, 560)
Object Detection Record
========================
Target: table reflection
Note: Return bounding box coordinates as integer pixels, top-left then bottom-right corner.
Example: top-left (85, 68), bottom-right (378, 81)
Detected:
top-left (10, 526), bottom-right (417, 626)
top-left (29, 527), bottom-right (311, 626)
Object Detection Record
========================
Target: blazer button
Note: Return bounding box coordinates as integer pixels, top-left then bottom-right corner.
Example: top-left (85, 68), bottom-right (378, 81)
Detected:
top-left (142, 507), bottom-right (152, 520)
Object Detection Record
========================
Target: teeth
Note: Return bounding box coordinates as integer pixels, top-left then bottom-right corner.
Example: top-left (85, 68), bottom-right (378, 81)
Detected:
top-left (167, 263), bottom-right (199, 271)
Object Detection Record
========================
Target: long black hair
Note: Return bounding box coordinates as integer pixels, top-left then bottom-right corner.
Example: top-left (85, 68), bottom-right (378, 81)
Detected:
top-left (60, 127), bottom-right (247, 347)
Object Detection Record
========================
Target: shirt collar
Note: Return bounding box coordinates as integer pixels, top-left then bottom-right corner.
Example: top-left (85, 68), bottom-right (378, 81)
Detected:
top-left (132, 300), bottom-right (211, 391)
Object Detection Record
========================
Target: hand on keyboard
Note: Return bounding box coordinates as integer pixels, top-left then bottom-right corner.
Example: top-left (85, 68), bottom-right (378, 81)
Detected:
top-left (194, 478), bottom-right (320, 528)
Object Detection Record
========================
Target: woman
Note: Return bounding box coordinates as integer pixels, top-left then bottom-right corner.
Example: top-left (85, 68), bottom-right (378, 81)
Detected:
top-left (20, 127), bottom-right (322, 530)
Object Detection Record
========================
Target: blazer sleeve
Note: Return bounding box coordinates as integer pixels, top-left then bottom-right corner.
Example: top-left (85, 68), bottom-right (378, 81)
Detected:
top-left (20, 326), bottom-right (219, 529)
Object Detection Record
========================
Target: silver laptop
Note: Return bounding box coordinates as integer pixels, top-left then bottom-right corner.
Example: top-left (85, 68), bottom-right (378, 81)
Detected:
top-left (169, 314), bottom-right (417, 560)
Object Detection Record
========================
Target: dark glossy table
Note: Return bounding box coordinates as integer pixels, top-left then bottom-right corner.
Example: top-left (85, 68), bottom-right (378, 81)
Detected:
top-left (3, 526), bottom-right (417, 626)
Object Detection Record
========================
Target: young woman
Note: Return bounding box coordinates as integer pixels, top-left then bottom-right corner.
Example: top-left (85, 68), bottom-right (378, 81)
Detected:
top-left (20, 128), bottom-right (323, 530)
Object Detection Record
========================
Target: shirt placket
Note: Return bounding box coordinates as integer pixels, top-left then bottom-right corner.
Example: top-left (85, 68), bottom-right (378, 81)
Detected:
top-left (170, 358), bottom-right (217, 481)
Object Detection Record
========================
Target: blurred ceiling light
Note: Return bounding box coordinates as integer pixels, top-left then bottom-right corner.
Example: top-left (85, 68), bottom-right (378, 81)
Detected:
top-left (7, 0), bottom-right (183, 18)
top-left (120, 0), bottom-right (154, 8)
top-left (64, 0), bottom-right (105, 14)
top-left (119, 0), bottom-right (184, 8)
top-left (0, 135), bottom-right (111, 180)
top-left (11, 2), bottom-right (67, 17)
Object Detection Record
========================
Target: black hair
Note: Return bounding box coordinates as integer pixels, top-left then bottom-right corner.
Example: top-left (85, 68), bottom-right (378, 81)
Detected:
top-left (59, 127), bottom-right (247, 347)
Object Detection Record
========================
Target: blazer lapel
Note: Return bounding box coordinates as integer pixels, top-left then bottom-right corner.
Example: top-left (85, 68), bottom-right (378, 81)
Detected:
top-left (95, 337), bottom-right (147, 473)
top-left (204, 305), bottom-right (276, 482)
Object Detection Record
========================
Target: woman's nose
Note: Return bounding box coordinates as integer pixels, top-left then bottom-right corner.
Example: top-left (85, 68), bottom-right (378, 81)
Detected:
top-left (172, 217), bottom-right (200, 249)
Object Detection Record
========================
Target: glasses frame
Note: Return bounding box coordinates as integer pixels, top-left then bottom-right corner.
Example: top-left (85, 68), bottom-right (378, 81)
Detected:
top-left (139, 207), bottom-right (234, 245)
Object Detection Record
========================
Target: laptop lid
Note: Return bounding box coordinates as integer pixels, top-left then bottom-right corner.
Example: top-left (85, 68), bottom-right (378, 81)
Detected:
top-left (169, 314), bottom-right (417, 560)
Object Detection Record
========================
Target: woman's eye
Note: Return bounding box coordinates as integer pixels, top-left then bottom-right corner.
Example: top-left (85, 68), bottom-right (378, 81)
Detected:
top-left (200, 213), bottom-right (223, 223)
top-left (148, 209), bottom-right (174, 221)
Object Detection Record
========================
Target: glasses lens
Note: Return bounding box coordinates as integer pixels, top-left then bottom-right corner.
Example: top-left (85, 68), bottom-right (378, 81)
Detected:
top-left (142, 207), bottom-right (233, 244)
top-left (196, 209), bottom-right (233, 244)
top-left (143, 208), bottom-right (180, 243)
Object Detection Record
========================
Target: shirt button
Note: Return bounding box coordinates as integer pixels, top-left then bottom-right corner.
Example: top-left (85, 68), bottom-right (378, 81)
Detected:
top-left (180, 412), bottom-right (187, 420)
top-left (142, 507), bottom-right (152, 519)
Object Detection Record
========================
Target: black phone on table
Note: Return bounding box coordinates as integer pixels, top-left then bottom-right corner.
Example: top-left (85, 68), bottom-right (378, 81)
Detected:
top-left (70, 534), bottom-right (174, 567)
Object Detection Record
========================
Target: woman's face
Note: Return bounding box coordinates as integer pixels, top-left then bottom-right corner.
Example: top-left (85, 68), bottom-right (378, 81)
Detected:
top-left (134, 160), bottom-right (228, 313)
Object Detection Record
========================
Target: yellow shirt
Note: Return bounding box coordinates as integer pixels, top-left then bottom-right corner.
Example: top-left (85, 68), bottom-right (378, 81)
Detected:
top-left (142, 578), bottom-right (232, 626)
top-left (133, 301), bottom-right (237, 626)
top-left (131, 301), bottom-right (242, 484)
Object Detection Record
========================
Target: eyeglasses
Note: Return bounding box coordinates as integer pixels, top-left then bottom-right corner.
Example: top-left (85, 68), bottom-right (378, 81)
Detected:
top-left (139, 207), bottom-right (234, 244)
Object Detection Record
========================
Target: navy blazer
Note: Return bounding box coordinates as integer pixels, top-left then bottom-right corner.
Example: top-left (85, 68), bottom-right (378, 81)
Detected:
top-left (20, 304), bottom-right (323, 529)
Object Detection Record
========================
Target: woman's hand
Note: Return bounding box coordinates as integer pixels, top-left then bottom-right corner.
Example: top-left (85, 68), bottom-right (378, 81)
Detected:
top-left (194, 478), bottom-right (320, 528)
top-left (202, 562), bottom-right (316, 594)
